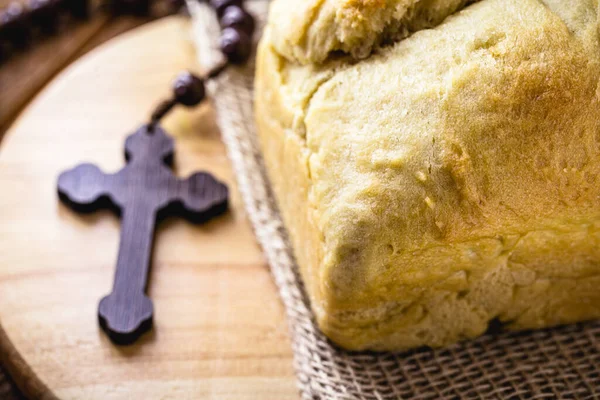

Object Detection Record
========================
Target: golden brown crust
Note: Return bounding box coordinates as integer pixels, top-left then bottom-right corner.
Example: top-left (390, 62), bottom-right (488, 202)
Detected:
top-left (256, 0), bottom-right (600, 350)
top-left (254, 34), bottom-right (328, 316)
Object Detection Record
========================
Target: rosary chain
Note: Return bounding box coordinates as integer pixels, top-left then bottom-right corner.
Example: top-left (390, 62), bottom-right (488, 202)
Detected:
top-left (149, 0), bottom-right (255, 126)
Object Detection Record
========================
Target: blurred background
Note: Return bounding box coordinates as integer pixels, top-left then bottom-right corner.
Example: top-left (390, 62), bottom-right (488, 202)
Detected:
top-left (0, 0), bottom-right (185, 137)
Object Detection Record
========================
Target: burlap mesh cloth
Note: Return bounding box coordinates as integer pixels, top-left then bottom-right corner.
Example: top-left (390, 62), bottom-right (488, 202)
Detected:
top-left (188, 2), bottom-right (600, 398)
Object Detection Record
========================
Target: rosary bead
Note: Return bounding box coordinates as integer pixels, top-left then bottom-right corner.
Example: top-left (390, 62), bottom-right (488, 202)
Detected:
top-left (0, 35), bottom-right (12, 62)
top-left (220, 27), bottom-right (250, 64)
top-left (209, 0), bottom-right (241, 17)
top-left (64, 0), bottom-right (90, 19)
top-left (219, 5), bottom-right (253, 36)
top-left (173, 71), bottom-right (205, 106)
top-left (109, 0), bottom-right (150, 16)
top-left (0, 39), bottom-right (8, 59)
top-left (29, 0), bottom-right (59, 33)
top-left (0, 3), bottom-right (30, 47)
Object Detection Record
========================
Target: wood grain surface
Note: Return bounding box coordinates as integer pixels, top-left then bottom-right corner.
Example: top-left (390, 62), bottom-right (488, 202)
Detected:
top-left (0, 16), bottom-right (298, 400)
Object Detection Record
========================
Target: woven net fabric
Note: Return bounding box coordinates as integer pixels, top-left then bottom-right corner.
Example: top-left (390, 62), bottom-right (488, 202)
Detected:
top-left (188, 2), bottom-right (600, 398)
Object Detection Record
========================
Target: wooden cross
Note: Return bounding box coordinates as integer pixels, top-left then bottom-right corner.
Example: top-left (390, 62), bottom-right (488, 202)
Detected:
top-left (57, 125), bottom-right (228, 345)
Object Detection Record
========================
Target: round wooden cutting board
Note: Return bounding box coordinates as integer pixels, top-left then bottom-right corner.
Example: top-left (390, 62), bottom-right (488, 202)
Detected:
top-left (0, 16), bottom-right (298, 400)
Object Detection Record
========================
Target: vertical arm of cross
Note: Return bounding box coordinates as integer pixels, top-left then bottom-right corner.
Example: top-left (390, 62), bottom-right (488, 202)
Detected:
top-left (112, 203), bottom-right (155, 296)
top-left (98, 198), bottom-right (156, 345)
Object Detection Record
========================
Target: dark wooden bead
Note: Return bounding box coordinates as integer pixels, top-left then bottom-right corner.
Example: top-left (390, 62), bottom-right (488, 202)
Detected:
top-left (209, 0), bottom-right (241, 17)
top-left (0, 40), bottom-right (10, 62)
top-left (0, 3), bottom-right (30, 47)
top-left (219, 5), bottom-right (254, 36)
top-left (108, 0), bottom-right (150, 16)
top-left (219, 27), bottom-right (251, 64)
top-left (29, 0), bottom-right (60, 33)
top-left (173, 71), bottom-right (205, 107)
top-left (64, 0), bottom-right (90, 19)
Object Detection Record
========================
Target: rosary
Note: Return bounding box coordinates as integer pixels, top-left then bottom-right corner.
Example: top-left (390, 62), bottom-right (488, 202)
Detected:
top-left (51, 0), bottom-right (254, 345)
top-left (0, 0), bottom-right (253, 61)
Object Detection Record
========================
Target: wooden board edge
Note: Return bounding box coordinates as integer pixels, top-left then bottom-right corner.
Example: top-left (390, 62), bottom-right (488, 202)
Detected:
top-left (0, 323), bottom-right (59, 400)
top-left (0, 18), bottom-right (158, 399)
top-left (0, 16), bottom-right (111, 138)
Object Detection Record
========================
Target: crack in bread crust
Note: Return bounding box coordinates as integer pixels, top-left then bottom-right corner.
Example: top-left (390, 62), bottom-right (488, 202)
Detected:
top-left (268, 0), bottom-right (480, 64)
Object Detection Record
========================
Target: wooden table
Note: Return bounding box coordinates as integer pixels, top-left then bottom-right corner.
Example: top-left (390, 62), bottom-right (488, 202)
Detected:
top-left (0, 16), bottom-right (298, 399)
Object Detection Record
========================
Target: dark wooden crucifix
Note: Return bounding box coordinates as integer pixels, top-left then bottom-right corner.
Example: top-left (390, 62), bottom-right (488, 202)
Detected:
top-left (57, 125), bottom-right (228, 345)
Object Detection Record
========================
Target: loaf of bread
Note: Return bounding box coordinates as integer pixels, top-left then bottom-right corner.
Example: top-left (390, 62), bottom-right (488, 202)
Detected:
top-left (254, 0), bottom-right (600, 351)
